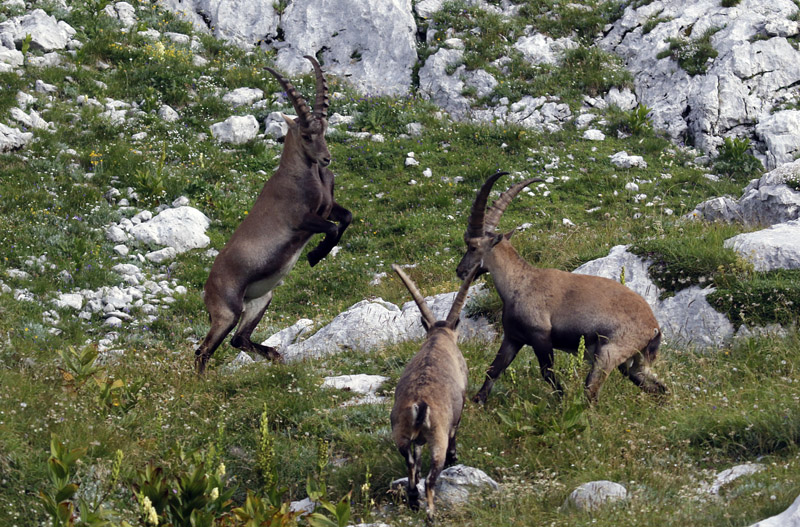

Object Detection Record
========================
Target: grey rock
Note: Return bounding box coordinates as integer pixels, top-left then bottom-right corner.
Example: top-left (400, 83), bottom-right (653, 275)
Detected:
top-left (274, 0), bottom-right (417, 96)
top-left (158, 105), bottom-right (180, 122)
top-left (145, 247), bottom-right (178, 263)
top-left (419, 47), bottom-right (470, 119)
top-left (161, 0), bottom-right (279, 49)
top-left (262, 318), bottom-right (314, 353)
top-left (564, 481), bottom-right (627, 511)
top-left (573, 245), bottom-right (660, 306)
top-left (264, 111), bottom-right (290, 140)
top-left (210, 115), bottom-right (259, 144)
top-left (10, 107), bottom-right (52, 130)
top-left (0, 123), bottom-right (33, 152)
top-left (322, 374), bottom-right (387, 395)
top-left (707, 463), bottom-right (765, 495)
top-left (609, 151), bottom-right (648, 169)
top-left (104, 316), bottom-right (123, 328)
top-left (583, 129), bottom-right (605, 141)
top-left (599, 0), bottom-right (800, 165)
top-left (391, 465), bottom-right (499, 509)
top-left (222, 87), bottom-right (264, 107)
top-left (0, 47), bottom-right (23, 68)
top-left (164, 31), bottom-right (191, 45)
top-left (12, 9), bottom-right (75, 51)
top-left (755, 110), bottom-right (800, 169)
top-left (724, 219), bottom-right (800, 271)
top-left (513, 32), bottom-right (577, 66)
top-left (54, 293), bottom-right (83, 310)
top-left (656, 286), bottom-right (734, 348)
top-left (34, 79), bottom-right (57, 93)
top-left (105, 225), bottom-right (129, 243)
top-left (749, 493), bottom-right (800, 526)
top-left (103, 2), bottom-right (137, 28)
top-left (605, 87), bottom-right (638, 111)
top-left (130, 206), bottom-right (210, 253)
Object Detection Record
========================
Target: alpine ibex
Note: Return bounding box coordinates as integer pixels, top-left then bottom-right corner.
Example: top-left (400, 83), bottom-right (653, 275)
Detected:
top-left (390, 263), bottom-right (479, 522)
top-left (195, 56), bottom-right (352, 374)
top-left (457, 171), bottom-right (667, 404)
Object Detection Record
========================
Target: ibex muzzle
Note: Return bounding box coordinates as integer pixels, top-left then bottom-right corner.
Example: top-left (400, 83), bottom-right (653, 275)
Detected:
top-left (458, 171), bottom-right (667, 404)
top-left (195, 57), bottom-right (352, 374)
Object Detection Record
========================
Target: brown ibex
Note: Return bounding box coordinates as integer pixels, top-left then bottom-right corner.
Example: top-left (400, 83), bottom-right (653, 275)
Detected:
top-left (457, 171), bottom-right (667, 404)
top-left (390, 263), bottom-right (479, 522)
top-left (195, 56), bottom-right (351, 374)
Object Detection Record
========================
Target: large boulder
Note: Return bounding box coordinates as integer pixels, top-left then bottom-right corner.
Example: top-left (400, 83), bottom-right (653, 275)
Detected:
top-left (749, 493), bottom-right (800, 526)
top-left (5, 9), bottom-right (76, 52)
top-left (162, 0), bottom-right (417, 96)
top-left (0, 123), bottom-right (33, 152)
top-left (270, 286), bottom-right (496, 362)
top-left (690, 159), bottom-right (800, 226)
top-left (210, 115), bottom-right (260, 144)
top-left (724, 219), bottom-right (800, 271)
top-left (129, 206), bottom-right (211, 253)
top-left (599, 0), bottom-right (800, 166)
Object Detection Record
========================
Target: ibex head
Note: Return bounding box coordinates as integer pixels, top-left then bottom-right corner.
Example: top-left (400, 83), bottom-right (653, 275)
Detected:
top-left (266, 56), bottom-right (331, 167)
top-left (456, 171), bottom-right (543, 280)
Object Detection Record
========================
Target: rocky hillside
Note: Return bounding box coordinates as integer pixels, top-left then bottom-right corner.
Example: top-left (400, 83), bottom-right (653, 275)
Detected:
top-left (1, 0), bottom-right (800, 526)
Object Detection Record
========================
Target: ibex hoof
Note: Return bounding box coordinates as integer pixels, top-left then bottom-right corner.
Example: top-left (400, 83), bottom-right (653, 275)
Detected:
top-left (471, 393), bottom-right (486, 405)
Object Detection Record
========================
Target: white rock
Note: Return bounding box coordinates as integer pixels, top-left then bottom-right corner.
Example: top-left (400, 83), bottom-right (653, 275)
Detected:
top-left (322, 374), bottom-right (388, 395)
top-left (210, 115), bottom-right (259, 144)
top-left (264, 111), bottom-right (290, 140)
top-left (605, 87), bottom-right (638, 111)
top-left (405, 156), bottom-right (420, 167)
top-left (0, 123), bottom-right (33, 152)
top-left (609, 151), bottom-right (647, 169)
top-left (724, 219), bottom-right (800, 271)
top-left (145, 247), bottom-right (178, 263)
top-left (222, 87), bottom-right (264, 107)
top-left (261, 318), bottom-right (314, 353)
top-left (423, 168), bottom-right (433, 178)
top-left (756, 110), bottom-right (800, 170)
top-left (749, 493), bottom-right (800, 526)
top-left (707, 464), bottom-right (765, 495)
top-left (55, 293), bottom-right (83, 310)
top-left (564, 481), bottom-right (627, 511)
top-left (583, 129), bottom-right (605, 141)
top-left (391, 465), bottom-right (499, 509)
top-left (514, 32), bottom-right (577, 66)
top-left (13, 9), bottom-right (75, 51)
top-left (103, 2), bottom-right (137, 28)
top-left (158, 105), bottom-right (180, 122)
top-left (130, 206), bottom-right (210, 253)
top-left (104, 316), bottom-right (123, 328)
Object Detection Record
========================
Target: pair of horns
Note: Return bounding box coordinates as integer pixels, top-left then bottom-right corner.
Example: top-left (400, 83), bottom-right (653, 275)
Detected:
top-left (392, 264), bottom-right (480, 329)
top-left (466, 171), bottom-right (544, 237)
top-left (265, 55), bottom-right (329, 127)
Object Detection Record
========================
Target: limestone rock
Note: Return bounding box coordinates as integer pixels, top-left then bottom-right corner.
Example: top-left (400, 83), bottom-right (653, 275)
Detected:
top-left (724, 219), bottom-right (800, 271)
top-left (222, 87), bottom-right (264, 107)
top-left (564, 481), bottom-right (627, 511)
top-left (103, 2), bottom-right (138, 28)
top-left (749, 493), bottom-right (800, 526)
top-left (12, 9), bottom-right (75, 51)
top-left (513, 32), bottom-right (577, 66)
top-left (707, 463), bottom-right (765, 495)
top-left (0, 123), bottom-right (33, 152)
top-left (210, 115), bottom-right (259, 144)
top-left (391, 465), bottom-right (499, 509)
top-left (130, 206), bottom-right (211, 253)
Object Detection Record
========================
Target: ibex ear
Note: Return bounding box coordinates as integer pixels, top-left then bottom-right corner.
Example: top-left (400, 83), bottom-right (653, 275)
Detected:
top-left (504, 229), bottom-right (515, 240)
top-left (282, 113), bottom-right (297, 126)
top-left (491, 232), bottom-right (504, 247)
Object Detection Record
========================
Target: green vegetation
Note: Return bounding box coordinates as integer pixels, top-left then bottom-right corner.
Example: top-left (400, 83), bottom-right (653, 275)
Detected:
top-left (657, 27), bottom-right (721, 76)
top-left (713, 136), bottom-right (764, 180)
top-left (1, 1), bottom-right (799, 526)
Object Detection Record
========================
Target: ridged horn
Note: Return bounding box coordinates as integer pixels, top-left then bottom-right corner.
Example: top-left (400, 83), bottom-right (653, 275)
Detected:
top-left (304, 55), bottom-right (329, 120)
top-left (484, 177), bottom-right (544, 233)
top-left (265, 65), bottom-right (312, 127)
top-left (466, 171), bottom-right (508, 237)
top-left (392, 264), bottom-right (436, 329)
top-left (444, 264), bottom-right (480, 328)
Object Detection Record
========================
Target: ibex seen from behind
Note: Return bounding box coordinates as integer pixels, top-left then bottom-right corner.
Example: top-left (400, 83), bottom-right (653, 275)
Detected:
top-left (457, 171), bottom-right (667, 404)
top-left (390, 263), bottom-right (479, 522)
top-left (195, 57), bottom-right (352, 374)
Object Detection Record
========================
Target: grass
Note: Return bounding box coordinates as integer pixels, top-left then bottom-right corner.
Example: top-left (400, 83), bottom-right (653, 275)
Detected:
top-left (1, 0), bottom-right (799, 526)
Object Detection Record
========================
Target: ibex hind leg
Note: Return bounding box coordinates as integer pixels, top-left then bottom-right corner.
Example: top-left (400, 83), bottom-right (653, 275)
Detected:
top-left (618, 351), bottom-right (669, 396)
top-left (230, 292), bottom-right (282, 362)
top-left (196, 305), bottom-right (239, 374)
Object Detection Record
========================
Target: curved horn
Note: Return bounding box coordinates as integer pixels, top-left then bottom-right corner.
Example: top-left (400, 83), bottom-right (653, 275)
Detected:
top-left (484, 177), bottom-right (544, 233)
top-left (392, 264), bottom-right (436, 329)
top-left (265, 66), bottom-right (312, 127)
top-left (444, 264), bottom-right (480, 328)
top-left (466, 171), bottom-right (508, 238)
top-left (304, 55), bottom-right (329, 120)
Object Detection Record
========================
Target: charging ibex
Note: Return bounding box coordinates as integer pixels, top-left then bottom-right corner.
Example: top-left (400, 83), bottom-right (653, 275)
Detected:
top-left (458, 171), bottom-right (667, 404)
top-left (390, 263), bottom-right (479, 522)
top-left (195, 56), bottom-right (351, 374)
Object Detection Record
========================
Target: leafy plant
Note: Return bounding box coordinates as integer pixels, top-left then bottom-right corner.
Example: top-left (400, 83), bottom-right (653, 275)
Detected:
top-left (657, 27), bottom-right (721, 75)
top-left (643, 14), bottom-right (673, 34)
top-left (713, 136), bottom-right (763, 179)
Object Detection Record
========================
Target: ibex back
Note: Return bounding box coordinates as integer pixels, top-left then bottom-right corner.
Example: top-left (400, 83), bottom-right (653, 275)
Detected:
top-left (195, 57), bottom-right (351, 374)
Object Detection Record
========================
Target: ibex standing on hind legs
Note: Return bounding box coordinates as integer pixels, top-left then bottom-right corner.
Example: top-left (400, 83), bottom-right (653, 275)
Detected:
top-left (195, 56), bottom-right (352, 374)
top-left (457, 171), bottom-right (667, 404)
top-left (390, 263), bottom-right (479, 523)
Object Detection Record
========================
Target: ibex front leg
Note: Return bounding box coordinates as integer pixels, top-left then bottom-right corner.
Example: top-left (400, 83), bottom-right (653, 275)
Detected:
top-left (307, 202), bottom-right (352, 267)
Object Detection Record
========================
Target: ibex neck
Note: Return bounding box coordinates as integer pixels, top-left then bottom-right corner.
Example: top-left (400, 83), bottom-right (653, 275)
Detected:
top-left (487, 239), bottom-right (533, 296)
top-left (278, 142), bottom-right (315, 176)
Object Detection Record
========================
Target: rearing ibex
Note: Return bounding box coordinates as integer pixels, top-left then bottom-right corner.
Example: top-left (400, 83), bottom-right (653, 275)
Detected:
top-left (195, 56), bottom-right (352, 374)
top-left (457, 171), bottom-right (667, 404)
top-left (391, 263), bottom-right (479, 522)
